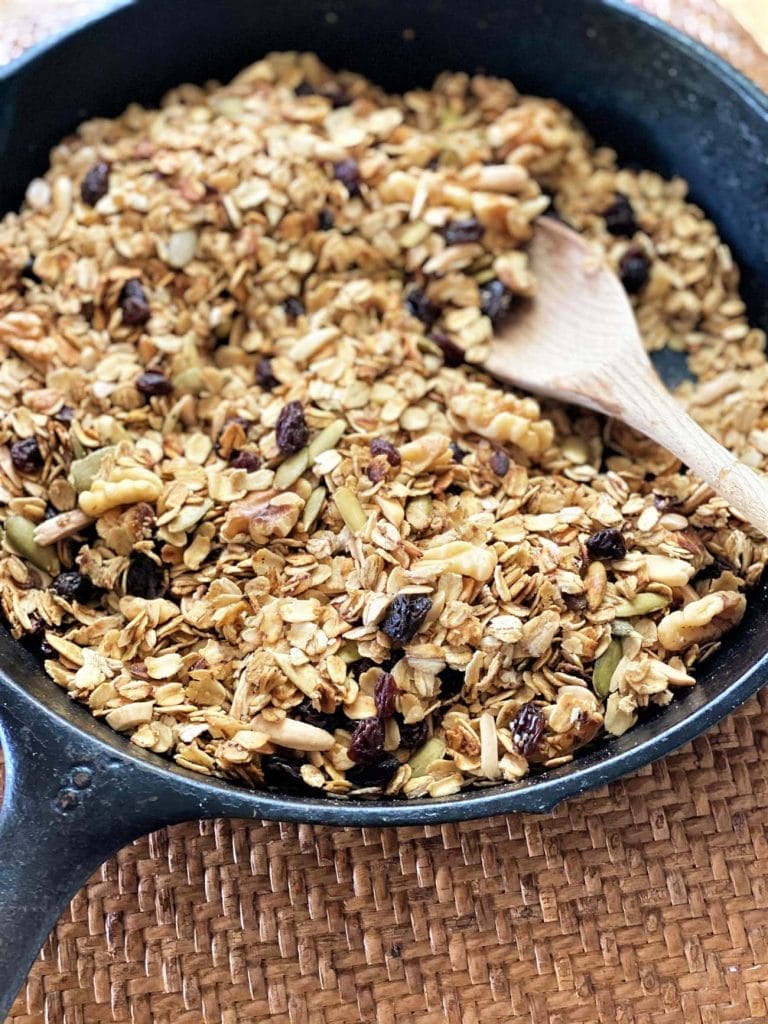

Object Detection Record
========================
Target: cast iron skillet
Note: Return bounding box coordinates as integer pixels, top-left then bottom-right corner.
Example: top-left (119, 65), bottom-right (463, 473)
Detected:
top-left (2, 0), bottom-right (768, 1012)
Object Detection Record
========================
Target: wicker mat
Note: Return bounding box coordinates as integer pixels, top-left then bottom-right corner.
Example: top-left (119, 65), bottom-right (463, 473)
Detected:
top-left (2, 2), bottom-right (768, 1022)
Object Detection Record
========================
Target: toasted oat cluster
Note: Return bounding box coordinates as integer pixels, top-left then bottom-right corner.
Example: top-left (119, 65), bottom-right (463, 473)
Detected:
top-left (0, 53), bottom-right (767, 799)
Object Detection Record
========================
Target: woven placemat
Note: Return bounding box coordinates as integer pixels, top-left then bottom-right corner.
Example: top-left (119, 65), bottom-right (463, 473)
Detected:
top-left (2, 2), bottom-right (768, 1022)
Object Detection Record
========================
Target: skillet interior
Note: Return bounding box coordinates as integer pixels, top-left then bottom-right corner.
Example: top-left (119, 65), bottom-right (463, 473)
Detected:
top-left (1, 0), bottom-right (768, 825)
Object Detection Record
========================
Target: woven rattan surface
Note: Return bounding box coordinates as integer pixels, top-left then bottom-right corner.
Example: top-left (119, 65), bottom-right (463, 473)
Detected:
top-left (2, 2), bottom-right (768, 1022)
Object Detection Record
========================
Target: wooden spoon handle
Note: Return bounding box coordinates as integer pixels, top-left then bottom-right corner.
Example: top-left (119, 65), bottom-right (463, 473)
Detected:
top-left (620, 368), bottom-right (768, 537)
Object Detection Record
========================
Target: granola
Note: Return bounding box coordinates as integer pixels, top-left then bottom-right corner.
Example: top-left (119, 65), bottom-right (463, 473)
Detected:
top-left (0, 52), bottom-right (766, 799)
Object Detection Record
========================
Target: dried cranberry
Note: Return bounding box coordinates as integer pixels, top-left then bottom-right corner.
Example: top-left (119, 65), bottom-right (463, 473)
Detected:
top-left (490, 450), bottom-right (510, 476)
top-left (480, 279), bottom-right (513, 322)
top-left (381, 594), bottom-right (432, 647)
top-left (348, 717), bottom-right (386, 764)
top-left (511, 703), bottom-right (545, 757)
top-left (404, 287), bottom-right (440, 328)
top-left (230, 450), bottom-right (261, 471)
top-left (603, 193), bottom-right (637, 237)
top-left (125, 551), bottom-right (166, 599)
top-left (619, 246), bottom-right (651, 294)
top-left (275, 401), bottom-right (309, 454)
top-left (51, 571), bottom-right (94, 602)
top-left (317, 209), bottom-right (335, 231)
top-left (256, 357), bottom-right (279, 390)
top-left (81, 162), bottom-right (110, 206)
top-left (429, 329), bottom-right (464, 367)
top-left (374, 671), bottom-right (398, 718)
top-left (282, 296), bottom-right (305, 318)
top-left (439, 667), bottom-right (465, 699)
top-left (370, 438), bottom-right (401, 466)
top-left (10, 437), bottom-right (43, 473)
top-left (450, 441), bottom-right (467, 463)
top-left (439, 218), bottom-right (484, 246)
top-left (53, 406), bottom-right (74, 425)
top-left (333, 158), bottom-right (361, 196)
top-left (261, 754), bottom-right (314, 795)
top-left (397, 718), bottom-right (428, 750)
top-left (586, 528), bottom-right (627, 561)
top-left (347, 755), bottom-right (399, 789)
top-left (120, 279), bottom-right (151, 326)
top-left (136, 370), bottom-right (173, 397)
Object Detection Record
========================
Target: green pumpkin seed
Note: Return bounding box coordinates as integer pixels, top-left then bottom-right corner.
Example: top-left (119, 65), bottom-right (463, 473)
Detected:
top-left (302, 486), bottom-right (326, 531)
top-left (6, 515), bottom-right (59, 574)
top-left (408, 736), bottom-right (446, 778)
top-left (333, 486), bottom-right (366, 533)
top-left (613, 592), bottom-right (670, 617)
top-left (172, 367), bottom-right (204, 394)
top-left (69, 445), bottom-right (116, 493)
top-left (274, 447), bottom-right (309, 490)
top-left (307, 420), bottom-right (345, 462)
top-left (592, 638), bottom-right (622, 698)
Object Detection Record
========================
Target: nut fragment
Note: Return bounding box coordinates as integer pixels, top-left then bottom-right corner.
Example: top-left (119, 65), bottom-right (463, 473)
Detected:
top-left (657, 592), bottom-right (746, 652)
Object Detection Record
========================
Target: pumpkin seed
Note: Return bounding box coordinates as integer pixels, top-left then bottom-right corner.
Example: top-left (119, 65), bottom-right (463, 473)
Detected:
top-left (302, 486), bottom-right (326, 531)
top-left (408, 736), bottom-right (446, 778)
top-left (172, 367), bottom-right (204, 394)
top-left (592, 638), bottom-right (622, 698)
top-left (613, 592), bottom-right (670, 617)
top-left (307, 420), bottom-right (345, 462)
top-left (274, 447), bottom-right (309, 490)
top-left (69, 445), bottom-right (116, 493)
top-left (333, 486), bottom-right (366, 533)
top-left (6, 515), bottom-right (60, 573)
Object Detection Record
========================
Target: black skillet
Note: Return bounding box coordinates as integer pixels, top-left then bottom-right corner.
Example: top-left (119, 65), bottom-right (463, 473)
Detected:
top-left (2, 0), bottom-right (768, 1013)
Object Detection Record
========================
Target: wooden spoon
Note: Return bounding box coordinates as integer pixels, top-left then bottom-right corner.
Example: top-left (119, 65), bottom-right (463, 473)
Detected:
top-left (484, 217), bottom-right (768, 537)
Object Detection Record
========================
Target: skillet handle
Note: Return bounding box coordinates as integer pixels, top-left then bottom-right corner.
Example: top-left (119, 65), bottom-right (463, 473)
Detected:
top-left (0, 699), bottom-right (172, 1019)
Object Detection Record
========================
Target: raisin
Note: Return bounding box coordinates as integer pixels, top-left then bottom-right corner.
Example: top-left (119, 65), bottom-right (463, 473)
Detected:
top-left (50, 571), bottom-right (94, 602)
top-left (370, 438), bottom-right (401, 466)
top-left (282, 296), bottom-right (305, 318)
top-left (563, 592), bottom-right (588, 612)
top-left (619, 246), bottom-right (651, 294)
top-left (653, 493), bottom-right (677, 511)
top-left (81, 161), bottom-right (110, 206)
top-left (125, 551), bottom-right (166, 599)
top-left (317, 208), bottom-right (335, 231)
top-left (404, 287), bottom-right (440, 328)
top-left (261, 754), bottom-right (314, 795)
top-left (511, 702), bottom-right (545, 757)
top-left (397, 718), bottom-right (428, 750)
top-left (136, 370), bottom-right (173, 397)
top-left (275, 401), bottom-right (309, 454)
top-left (490, 450), bottom-right (510, 476)
top-left (348, 717), bottom-right (386, 764)
top-left (10, 437), bottom-right (43, 473)
top-left (20, 256), bottom-right (42, 284)
top-left (53, 406), bottom-right (74, 425)
top-left (450, 441), bottom-right (467, 463)
top-left (293, 697), bottom-right (340, 733)
top-left (381, 594), bottom-right (432, 647)
top-left (429, 329), bottom-right (464, 367)
top-left (230, 450), bottom-right (261, 471)
top-left (119, 279), bottom-right (151, 326)
top-left (480, 279), bottom-right (513, 322)
top-left (294, 80), bottom-right (316, 96)
top-left (20, 614), bottom-right (55, 663)
top-left (374, 671), bottom-right (398, 718)
top-left (586, 528), bottom-right (627, 560)
top-left (603, 193), bottom-right (637, 237)
top-left (439, 217), bottom-right (484, 246)
top-left (256, 357), bottom-right (279, 390)
top-left (333, 158), bottom-right (361, 196)
top-left (347, 755), bottom-right (399, 789)
top-left (327, 88), bottom-right (352, 109)
top-left (694, 553), bottom-right (735, 583)
top-left (367, 462), bottom-right (387, 483)
top-left (439, 667), bottom-right (465, 699)
top-left (349, 657), bottom-right (378, 678)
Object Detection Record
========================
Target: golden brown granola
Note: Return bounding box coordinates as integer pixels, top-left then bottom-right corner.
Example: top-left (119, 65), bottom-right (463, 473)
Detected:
top-left (0, 52), bottom-right (766, 798)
